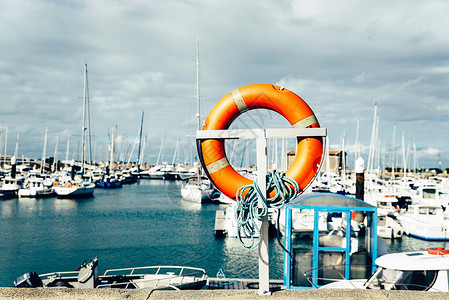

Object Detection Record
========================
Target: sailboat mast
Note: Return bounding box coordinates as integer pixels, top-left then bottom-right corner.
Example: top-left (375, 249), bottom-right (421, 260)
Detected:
top-left (81, 64), bottom-right (88, 174)
top-left (53, 135), bottom-right (59, 172)
top-left (354, 116), bottom-right (359, 168)
top-left (14, 134), bottom-right (19, 158)
top-left (65, 132), bottom-right (70, 164)
top-left (3, 126), bottom-right (8, 167)
top-left (402, 130), bottom-right (406, 178)
top-left (392, 124), bottom-right (396, 180)
top-left (41, 128), bottom-right (48, 173)
top-left (196, 40), bottom-right (201, 131)
top-left (137, 111), bottom-right (144, 169)
top-left (196, 40), bottom-right (202, 181)
top-left (367, 103), bottom-right (378, 175)
top-left (86, 69), bottom-right (92, 166)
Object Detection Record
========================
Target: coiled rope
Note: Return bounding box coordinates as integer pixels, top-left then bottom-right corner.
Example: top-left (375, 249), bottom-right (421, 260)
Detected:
top-left (235, 170), bottom-right (300, 248)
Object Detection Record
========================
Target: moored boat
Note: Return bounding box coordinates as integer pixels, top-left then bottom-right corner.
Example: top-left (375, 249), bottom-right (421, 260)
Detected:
top-left (96, 175), bottom-right (123, 188)
top-left (397, 204), bottom-right (449, 240)
top-left (53, 180), bottom-right (95, 198)
top-left (181, 176), bottom-right (219, 203)
top-left (319, 249), bottom-right (449, 291)
top-left (0, 176), bottom-right (22, 199)
top-left (18, 176), bottom-right (54, 198)
top-left (14, 257), bottom-right (208, 290)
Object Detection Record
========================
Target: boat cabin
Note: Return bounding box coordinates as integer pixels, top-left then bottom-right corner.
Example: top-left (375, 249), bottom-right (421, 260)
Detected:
top-left (283, 192), bottom-right (378, 289)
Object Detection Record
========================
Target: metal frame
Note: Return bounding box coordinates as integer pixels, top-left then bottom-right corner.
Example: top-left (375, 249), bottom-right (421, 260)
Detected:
top-left (283, 193), bottom-right (378, 289)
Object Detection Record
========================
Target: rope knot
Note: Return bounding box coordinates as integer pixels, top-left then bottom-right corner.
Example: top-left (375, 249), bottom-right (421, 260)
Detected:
top-left (235, 170), bottom-right (300, 248)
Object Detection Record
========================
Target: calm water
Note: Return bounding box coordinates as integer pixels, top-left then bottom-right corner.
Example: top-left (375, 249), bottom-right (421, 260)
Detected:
top-left (1, 180), bottom-right (448, 287)
top-left (0, 180), bottom-right (285, 287)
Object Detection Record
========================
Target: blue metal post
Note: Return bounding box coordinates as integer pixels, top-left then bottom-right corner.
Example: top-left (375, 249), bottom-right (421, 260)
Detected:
top-left (345, 211), bottom-right (351, 279)
top-left (312, 209), bottom-right (320, 287)
top-left (283, 207), bottom-right (292, 288)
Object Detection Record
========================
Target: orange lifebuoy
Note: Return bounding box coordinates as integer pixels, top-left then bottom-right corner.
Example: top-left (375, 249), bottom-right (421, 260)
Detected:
top-left (53, 181), bottom-right (59, 187)
top-left (427, 248), bottom-right (449, 255)
top-left (199, 84), bottom-right (323, 200)
top-left (72, 182), bottom-right (78, 187)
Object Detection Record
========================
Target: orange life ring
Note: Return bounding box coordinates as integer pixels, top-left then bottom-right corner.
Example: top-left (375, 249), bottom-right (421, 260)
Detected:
top-left (427, 248), bottom-right (449, 255)
top-left (72, 182), bottom-right (78, 187)
top-left (199, 84), bottom-right (323, 200)
top-left (53, 181), bottom-right (59, 187)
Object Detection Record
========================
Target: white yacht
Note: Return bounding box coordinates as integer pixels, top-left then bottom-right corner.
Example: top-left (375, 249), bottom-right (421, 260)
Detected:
top-left (320, 249), bottom-right (449, 291)
top-left (372, 196), bottom-right (403, 239)
top-left (18, 176), bottom-right (54, 198)
top-left (0, 176), bottom-right (22, 198)
top-left (139, 164), bottom-right (174, 180)
top-left (377, 215), bottom-right (403, 239)
top-left (397, 204), bottom-right (449, 240)
top-left (410, 181), bottom-right (449, 207)
top-left (180, 176), bottom-right (218, 203)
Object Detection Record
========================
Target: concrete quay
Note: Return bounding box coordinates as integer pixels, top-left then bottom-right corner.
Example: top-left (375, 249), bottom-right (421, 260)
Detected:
top-left (1, 288), bottom-right (449, 300)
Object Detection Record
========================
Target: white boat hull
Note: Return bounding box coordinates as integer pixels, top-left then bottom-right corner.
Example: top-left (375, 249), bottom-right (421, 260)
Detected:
top-left (181, 185), bottom-right (212, 203)
top-left (54, 183), bottom-right (95, 198)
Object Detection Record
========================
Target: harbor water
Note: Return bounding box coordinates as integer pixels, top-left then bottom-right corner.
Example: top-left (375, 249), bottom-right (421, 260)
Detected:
top-left (1, 180), bottom-right (449, 287)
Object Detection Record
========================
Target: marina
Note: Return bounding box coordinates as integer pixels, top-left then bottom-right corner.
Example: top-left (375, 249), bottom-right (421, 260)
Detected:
top-left (2, 78), bottom-right (449, 292)
top-left (1, 174), bottom-right (449, 289)
top-left (1, 1), bottom-right (449, 297)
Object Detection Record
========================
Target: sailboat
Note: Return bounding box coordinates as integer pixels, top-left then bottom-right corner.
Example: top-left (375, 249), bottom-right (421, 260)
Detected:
top-left (180, 41), bottom-right (219, 203)
top-left (53, 64), bottom-right (95, 198)
top-left (96, 127), bottom-right (123, 188)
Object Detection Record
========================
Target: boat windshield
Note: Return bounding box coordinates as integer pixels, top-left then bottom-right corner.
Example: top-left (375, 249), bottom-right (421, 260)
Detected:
top-left (364, 267), bottom-right (438, 291)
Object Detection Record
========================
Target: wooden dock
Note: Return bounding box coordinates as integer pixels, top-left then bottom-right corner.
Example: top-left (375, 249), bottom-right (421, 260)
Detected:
top-left (207, 278), bottom-right (284, 291)
top-left (214, 210), bottom-right (226, 236)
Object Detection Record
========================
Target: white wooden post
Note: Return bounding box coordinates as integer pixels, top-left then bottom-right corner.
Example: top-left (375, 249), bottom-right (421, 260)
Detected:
top-left (256, 130), bottom-right (270, 295)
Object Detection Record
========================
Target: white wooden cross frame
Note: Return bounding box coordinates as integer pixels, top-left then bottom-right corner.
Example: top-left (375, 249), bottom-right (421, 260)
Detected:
top-left (197, 127), bottom-right (326, 295)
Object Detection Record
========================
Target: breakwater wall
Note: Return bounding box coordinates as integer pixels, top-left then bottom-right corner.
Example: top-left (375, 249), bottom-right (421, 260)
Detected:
top-left (1, 288), bottom-right (448, 300)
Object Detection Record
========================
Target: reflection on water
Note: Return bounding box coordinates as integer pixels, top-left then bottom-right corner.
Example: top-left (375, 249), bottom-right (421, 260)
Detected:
top-left (0, 199), bottom-right (17, 218)
top-left (52, 199), bottom-right (81, 212)
top-left (17, 198), bottom-right (39, 214)
top-left (385, 234), bottom-right (449, 254)
top-left (179, 199), bottom-right (202, 211)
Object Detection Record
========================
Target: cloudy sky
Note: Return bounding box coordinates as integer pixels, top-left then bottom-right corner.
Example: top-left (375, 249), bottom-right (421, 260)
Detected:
top-left (1, 0), bottom-right (448, 169)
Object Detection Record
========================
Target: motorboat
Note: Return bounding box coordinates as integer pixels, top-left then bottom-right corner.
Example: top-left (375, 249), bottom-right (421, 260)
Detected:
top-left (277, 208), bottom-right (328, 238)
top-left (139, 164), bottom-right (174, 180)
top-left (397, 204), bottom-right (449, 240)
top-left (410, 181), bottom-right (449, 207)
top-left (370, 196), bottom-right (403, 239)
top-left (377, 215), bottom-right (403, 239)
top-left (14, 257), bottom-right (208, 290)
top-left (96, 175), bottom-right (123, 188)
top-left (169, 164), bottom-right (198, 180)
top-left (117, 169), bottom-right (137, 184)
top-left (180, 176), bottom-right (219, 203)
top-left (18, 175), bottom-right (54, 198)
top-left (319, 249), bottom-right (449, 291)
top-left (0, 176), bottom-right (22, 198)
